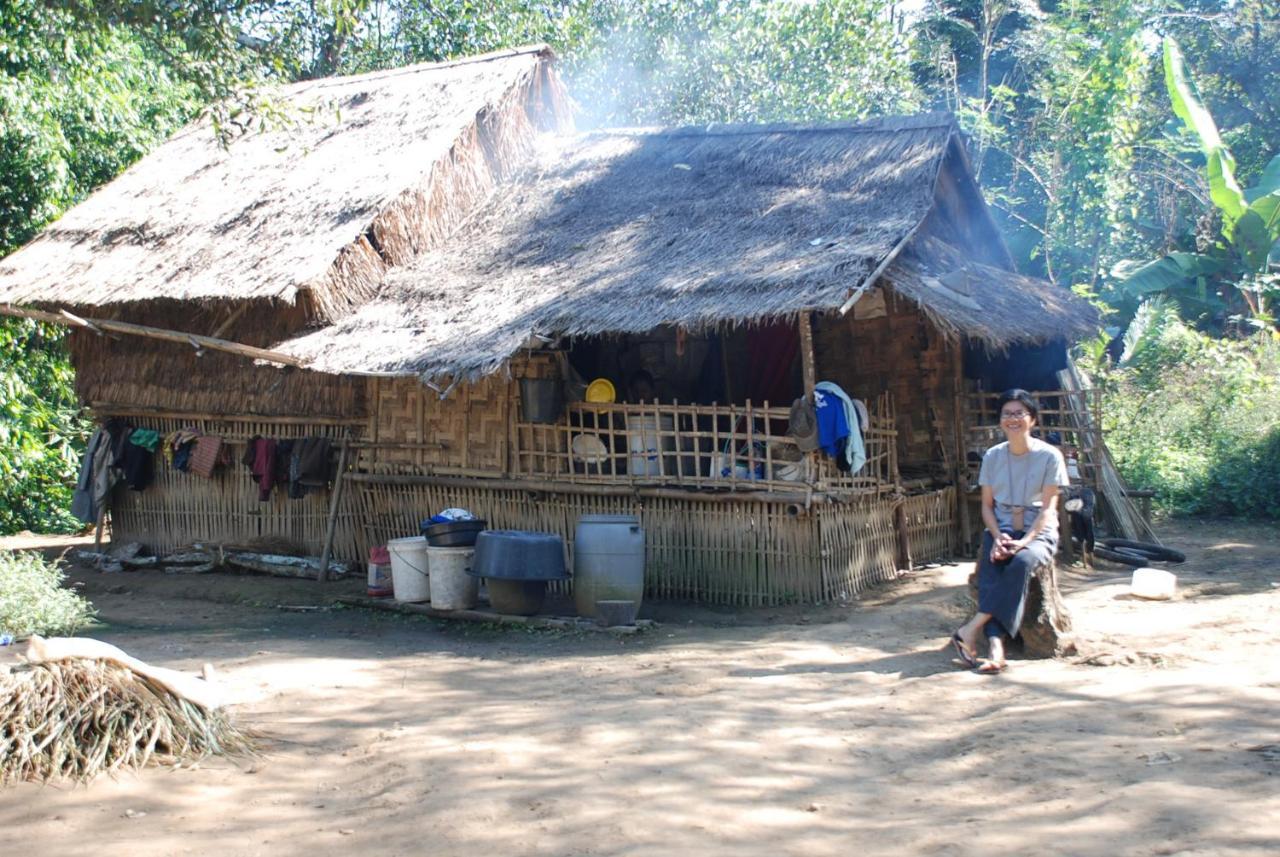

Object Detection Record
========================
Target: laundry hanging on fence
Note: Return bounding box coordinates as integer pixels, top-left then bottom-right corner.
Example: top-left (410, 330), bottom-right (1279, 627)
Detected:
top-left (187, 435), bottom-right (225, 479)
top-left (107, 419), bottom-right (134, 469)
top-left (275, 438), bottom-right (297, 496)
top-left (121, 428), bottom-right (159, 491)
top-left (71, 428), bottom-right (114, 523)
top-left (813, 381), bottom-right (867, 475)
top-left (243, 437), bottom-right (278, 502)
top-left (163, 428), bottom-right (201, 472)
top-left (294, 437), bottom-right (332, 488)
top-left (128, 428), bottom-right (161, 453)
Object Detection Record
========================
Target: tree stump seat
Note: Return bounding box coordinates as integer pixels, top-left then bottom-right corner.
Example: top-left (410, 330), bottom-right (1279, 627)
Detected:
top-left (967, 555), bottom-right (1075, 658)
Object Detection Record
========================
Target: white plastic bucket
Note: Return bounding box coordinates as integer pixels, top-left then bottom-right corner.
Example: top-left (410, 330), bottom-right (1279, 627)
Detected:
top-left (1131, 567), bottom-right (1177, 600)
top-left (388, 536), bottom-right (430, 602)
top-left (426, 546), bottom-right (477, 610)
top-left (628, 415), bottom-right (673, 476)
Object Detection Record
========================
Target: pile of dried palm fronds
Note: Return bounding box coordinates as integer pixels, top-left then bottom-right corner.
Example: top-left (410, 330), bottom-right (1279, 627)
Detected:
top-left (0, 658), bottom-right (253, 784)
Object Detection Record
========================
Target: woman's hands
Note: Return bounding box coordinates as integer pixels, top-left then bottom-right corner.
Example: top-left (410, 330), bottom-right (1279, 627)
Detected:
top-left (989, 532), bottom-right (1026, 563)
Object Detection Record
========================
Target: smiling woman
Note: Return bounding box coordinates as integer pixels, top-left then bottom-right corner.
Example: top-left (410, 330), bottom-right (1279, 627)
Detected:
top-left (952, 388), bottom-right (1069, 673)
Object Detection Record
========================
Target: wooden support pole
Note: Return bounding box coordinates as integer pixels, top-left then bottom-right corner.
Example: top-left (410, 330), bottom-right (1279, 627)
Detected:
top-left (344, 471), bottom-right (832, 507)
top-left (93, 507), bottom-right (107, 553)
top-left (719, 328), bottom-right (734, 403)
top-left (951, 339), bottom-right (974, 551)
top-left (798, 311), bottom-right (817, 400)
top-left (316, 437), bottom-right (351, 584)
top-left (0, 303), bottom-right (304, 367)
top-left (893, 499), bottom-right (913, 571)
top-left (88, 403), bottom-right (365, 426)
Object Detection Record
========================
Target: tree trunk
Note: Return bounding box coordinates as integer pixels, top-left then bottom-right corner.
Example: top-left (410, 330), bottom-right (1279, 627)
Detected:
top-left (968, 558), bottom-right (1075, 658)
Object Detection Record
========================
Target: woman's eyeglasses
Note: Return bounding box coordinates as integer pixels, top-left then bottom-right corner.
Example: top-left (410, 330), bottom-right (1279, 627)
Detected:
top-left (1000, 410), bottom-right (1031, 421)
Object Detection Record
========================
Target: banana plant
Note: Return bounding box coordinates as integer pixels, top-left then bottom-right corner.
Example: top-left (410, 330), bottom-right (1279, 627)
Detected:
top-left (1115, 38), bottom-right (1280, 327)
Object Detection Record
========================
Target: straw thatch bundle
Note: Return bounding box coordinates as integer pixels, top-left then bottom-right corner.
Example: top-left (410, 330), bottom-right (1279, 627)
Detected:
top-left (885, 238), bottom-right (1098, 348)
top-left (0, 45), bottom-right (569, 325)
top-left (0, 659), bottom-right (252, 784)
top-left (276, 114), bottom-right (1094, 382)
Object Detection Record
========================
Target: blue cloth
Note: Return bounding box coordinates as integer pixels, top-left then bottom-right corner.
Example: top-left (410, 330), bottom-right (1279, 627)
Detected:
top-left (814, 381), bottom-right (866, 474)
top-left (812, 388), bottom-right (849, 460)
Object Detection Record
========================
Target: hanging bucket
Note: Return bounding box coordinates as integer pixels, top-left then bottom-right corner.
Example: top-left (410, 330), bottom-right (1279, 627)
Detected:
top-left (519, 378), bottom-right (564, 424)
top-left (388, 536), bottom-right (430, 602)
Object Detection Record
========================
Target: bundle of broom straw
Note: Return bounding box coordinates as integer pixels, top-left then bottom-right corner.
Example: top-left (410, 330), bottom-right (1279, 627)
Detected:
top-left (0, 658), bottom-right (253, 784)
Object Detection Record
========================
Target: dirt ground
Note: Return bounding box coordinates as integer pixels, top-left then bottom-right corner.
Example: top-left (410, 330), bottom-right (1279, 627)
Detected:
top-left (3, 518), bottom-right (1279, 857)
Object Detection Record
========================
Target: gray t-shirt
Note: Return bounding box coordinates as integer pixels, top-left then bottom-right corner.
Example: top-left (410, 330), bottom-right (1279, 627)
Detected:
top-left (978, 438), bottom-right (1070, 537)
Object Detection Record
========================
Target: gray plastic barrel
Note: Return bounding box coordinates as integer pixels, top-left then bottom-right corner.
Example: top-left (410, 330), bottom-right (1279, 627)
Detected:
top-left (573, 514), bottom-right (645, 618)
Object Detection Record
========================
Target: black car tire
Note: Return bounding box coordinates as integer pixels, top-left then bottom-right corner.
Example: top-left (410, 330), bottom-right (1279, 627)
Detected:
top-left (1101, 539), bottom-right (1186, 564)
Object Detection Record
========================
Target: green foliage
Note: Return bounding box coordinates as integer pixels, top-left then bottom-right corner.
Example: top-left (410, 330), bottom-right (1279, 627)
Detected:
top-left (1163, 37), bottom-right (1246, 231)
top-left (0, 7), bottom-right (201, 252)
top-left (1096, 301), bottom-right (1280, 519)
top-left (0, 7), bottom-right (201, 535)
top-left (304, 0), bottom-right (919, 127)
top-left (913, 0), bottom-right (1151, 290)
top-left (563, 0), bottom-right (919, 127)
top-left (0, 321), bottom-right (89, 533)
top-left (0, 549), bottom-right (95, 638)
top-left (1111, 39), bottom-right (1280, 328)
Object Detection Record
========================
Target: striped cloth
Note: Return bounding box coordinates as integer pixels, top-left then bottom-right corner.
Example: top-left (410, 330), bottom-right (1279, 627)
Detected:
top-left (188, 435), bottom-right (223, 478)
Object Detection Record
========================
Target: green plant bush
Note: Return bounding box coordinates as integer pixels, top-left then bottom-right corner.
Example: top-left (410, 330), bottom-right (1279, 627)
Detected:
top-left (0, 549), bottom-right (95, 638)
top-left (0, 320), bottom-right (90, 534)
top-left (1094, 301), bottom-right (1280, 519)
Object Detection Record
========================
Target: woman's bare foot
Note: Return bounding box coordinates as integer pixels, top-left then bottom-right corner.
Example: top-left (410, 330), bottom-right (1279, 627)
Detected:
top-left (977, 636), bottom-right (1007, 673)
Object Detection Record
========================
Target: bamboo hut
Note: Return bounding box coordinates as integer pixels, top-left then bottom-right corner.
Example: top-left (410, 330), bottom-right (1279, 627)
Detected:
top-left (0, 46), bottom-right (1105, 605)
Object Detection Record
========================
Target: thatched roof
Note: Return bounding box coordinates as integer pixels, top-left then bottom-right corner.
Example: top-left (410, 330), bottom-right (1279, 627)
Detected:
top-left (0, 46), bottom-right (567, 322)
top-left (276, 115), bottom-right (1093, 381)
top-left (885, 238), bottom-right (1098, 347)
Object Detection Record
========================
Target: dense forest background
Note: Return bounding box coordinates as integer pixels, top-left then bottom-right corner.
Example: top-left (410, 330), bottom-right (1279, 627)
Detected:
top-left (1, 0), bottom-right (1277, 530)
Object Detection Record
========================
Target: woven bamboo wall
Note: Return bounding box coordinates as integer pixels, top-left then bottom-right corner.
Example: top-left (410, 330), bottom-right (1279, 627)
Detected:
top-left (350, 479), bottom-right (900, 605)
top-left (813, 294), bottom-right (957, 476)
top-left (902, 487), bottom-right (958, 564)
top-left (105, 414), bottom-right (364, 560)
top-left (815, 499), bottom-right (900, 600)
top-left (364, 374), bottom-right (510, 473)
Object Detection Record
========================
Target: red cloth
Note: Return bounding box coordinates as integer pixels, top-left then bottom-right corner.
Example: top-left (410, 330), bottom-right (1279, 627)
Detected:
top-left (249, 438), bottom-right (277, 502)
top-left (746, 320), bottom-right (800, 405)
top-left (188, 436), bottom-right (223, 479)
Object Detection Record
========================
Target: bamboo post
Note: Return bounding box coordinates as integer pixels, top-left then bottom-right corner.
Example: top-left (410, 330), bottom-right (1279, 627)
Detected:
top-left (893, 499), bottom-right (912, 571)
top-left (93, 507), bottom-right (107, 553)
top-left (798, 311), bottom-right (817, 401)
top-left (719, 330), bottom-right (734, 403)
top-left (951, 341), bottom-right (973, 551)
top-left (317, 436), bottom-right (352, 584)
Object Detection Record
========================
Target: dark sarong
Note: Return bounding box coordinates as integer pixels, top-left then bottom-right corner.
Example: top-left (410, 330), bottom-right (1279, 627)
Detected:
top-left (977, 530), bottom-right (1057, 640)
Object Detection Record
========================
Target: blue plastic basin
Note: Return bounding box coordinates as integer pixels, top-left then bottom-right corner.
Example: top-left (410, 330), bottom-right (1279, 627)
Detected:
top-left (471, 530), bottom-right (568, 581)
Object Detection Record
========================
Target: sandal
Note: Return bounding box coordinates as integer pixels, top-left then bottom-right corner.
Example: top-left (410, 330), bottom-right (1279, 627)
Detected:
top-left (951, 632), bottom-right (978, 669)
